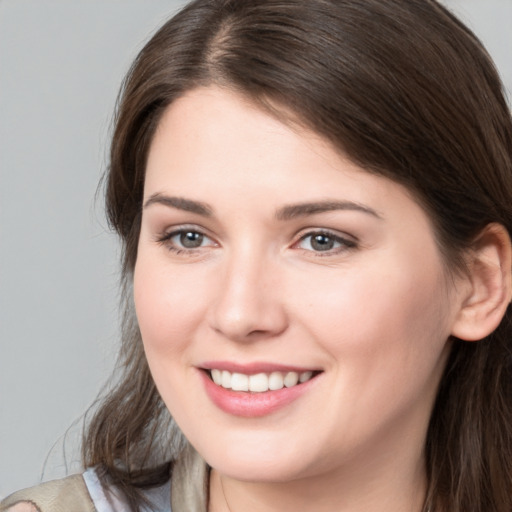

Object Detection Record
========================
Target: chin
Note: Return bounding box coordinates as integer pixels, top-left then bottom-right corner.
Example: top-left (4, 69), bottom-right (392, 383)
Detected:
top-left (193, 430), bottom-right (318, 483)
top-left (210, 457), bottom-right (306, 483)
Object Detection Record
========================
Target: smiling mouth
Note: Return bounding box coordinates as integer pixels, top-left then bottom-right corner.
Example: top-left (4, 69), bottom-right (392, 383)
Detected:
top-left (207, 369), bottom-right (319, 393)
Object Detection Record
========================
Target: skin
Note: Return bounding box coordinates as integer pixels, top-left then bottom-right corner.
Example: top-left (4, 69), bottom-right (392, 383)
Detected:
top-left (4, 504), bottom-right (39, 512)
top-left (134, 86), bottom-right (472, 512)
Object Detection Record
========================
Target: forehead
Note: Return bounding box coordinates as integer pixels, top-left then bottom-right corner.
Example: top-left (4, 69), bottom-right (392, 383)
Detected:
top-left (144, 86), bottom-right (427, 226)
top-left (147, 88), bottom-right (358, 190)
top-left (148, 86), bottom-right (331, 173)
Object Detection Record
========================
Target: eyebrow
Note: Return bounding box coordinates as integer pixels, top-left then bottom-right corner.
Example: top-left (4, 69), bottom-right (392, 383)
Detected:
top-left (275, 200), bottom-right (382, 221)
top-left (143, 194), bottom-right (213, 216)
top-left (143, 194), bottom-right (381, 221)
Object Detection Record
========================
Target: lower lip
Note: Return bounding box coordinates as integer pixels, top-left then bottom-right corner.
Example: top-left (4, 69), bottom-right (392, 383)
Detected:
top-left (200, 371), bottom-right (318, 417)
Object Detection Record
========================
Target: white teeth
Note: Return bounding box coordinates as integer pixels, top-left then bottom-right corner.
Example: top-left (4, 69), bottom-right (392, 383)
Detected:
top-left (268, 371), bottom-right (284, 390)
top-left (284, 371), bottom-right (299, 387)
top-left (211, 369), bottom-right (222, 385)
top-left (231, 373), bottom-right (249, 391)
top-left (221, 370), bottom-right (232, 389)
top-left (299, 371), bottom-right (313, 383)
top-left (209, 369), bottom-right (315, 392)
top-left (249, 373), bottom-right (269, 392)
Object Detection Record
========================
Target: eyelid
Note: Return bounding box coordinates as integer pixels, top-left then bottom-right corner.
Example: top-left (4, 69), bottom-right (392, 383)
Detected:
top-left (156, 222), bottom-right (212, 238)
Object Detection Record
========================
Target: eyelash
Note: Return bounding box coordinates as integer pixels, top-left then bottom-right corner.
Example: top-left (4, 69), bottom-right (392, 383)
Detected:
top-left (156, 227), bottom-right (357, 257)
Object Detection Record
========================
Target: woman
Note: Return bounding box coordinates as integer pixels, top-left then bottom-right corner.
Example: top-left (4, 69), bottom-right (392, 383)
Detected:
top-left (2, 0), bottom-right (511, 511)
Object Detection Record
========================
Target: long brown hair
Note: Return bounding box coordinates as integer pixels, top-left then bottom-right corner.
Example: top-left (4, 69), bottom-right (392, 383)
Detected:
top-left (82, 1), bottom-right (512, 510)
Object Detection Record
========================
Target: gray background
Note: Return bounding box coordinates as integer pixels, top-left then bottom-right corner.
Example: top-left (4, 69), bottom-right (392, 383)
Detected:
top-left (0, 0), bottom-right (511, 499)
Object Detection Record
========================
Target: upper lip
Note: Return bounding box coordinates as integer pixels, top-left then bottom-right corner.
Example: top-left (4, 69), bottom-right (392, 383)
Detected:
top-left (199, 361), bottom-right (322, 374)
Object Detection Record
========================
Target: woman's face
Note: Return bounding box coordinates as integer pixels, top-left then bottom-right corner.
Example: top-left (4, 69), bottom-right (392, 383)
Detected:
top-left (135, 86), bottom-right (463, 483)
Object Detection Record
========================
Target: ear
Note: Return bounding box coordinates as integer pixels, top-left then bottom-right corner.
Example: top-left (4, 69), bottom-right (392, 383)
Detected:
top-left (451, 223), bottom-right (512, 341)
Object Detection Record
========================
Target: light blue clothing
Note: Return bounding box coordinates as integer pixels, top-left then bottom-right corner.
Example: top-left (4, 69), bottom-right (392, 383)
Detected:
top-left (82, 467), bottom-right (172, 512)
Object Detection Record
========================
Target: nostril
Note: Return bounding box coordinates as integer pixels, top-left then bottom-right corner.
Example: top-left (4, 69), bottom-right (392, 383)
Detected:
top-left (208, 270), bottom-right (288, 342)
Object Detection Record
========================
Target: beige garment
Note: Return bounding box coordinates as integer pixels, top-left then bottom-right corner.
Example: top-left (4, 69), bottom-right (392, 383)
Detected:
top-left (0, 474), bottom-right (96, 512)
top-left (0, 444), bottom-right (208, 512)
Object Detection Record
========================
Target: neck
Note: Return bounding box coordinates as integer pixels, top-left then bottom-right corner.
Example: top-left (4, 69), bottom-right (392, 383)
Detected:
top-left (208, 446), bottom-right (428, 512)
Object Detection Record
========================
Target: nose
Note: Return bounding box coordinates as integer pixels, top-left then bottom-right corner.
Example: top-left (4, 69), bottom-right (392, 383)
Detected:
top-left (208, 250), bottom-right (288, 342)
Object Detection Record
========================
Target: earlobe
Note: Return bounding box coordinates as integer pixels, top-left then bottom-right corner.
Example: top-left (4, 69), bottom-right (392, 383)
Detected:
top-left (451, 223), bottom-right (512, 342)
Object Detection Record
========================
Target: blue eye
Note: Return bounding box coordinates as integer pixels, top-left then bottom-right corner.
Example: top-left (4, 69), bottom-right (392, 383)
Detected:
top-left (297, 232), bottom-right (355, 253)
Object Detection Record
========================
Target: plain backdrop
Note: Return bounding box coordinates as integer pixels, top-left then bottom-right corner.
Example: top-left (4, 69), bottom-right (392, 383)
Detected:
top-left (0, 0), bottom-right (511, 499)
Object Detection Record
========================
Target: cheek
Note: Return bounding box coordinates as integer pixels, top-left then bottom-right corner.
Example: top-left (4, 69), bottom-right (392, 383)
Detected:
top-left (286, 256), bottom-right (453, 452)
top-left (133, 252), bottom-right (209, 358)
top-left (290, 250), bottom-right (453, 386)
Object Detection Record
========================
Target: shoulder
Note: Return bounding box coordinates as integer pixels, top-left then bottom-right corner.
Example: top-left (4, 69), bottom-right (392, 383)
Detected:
top-left (0, 474), bottom-right (95, 512)
top-left (1, 468), bottom-right (172, 512)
